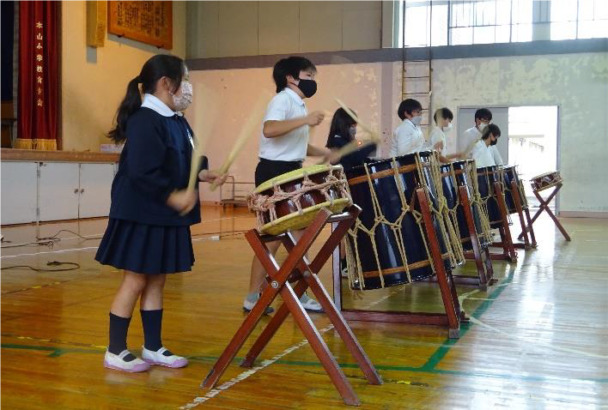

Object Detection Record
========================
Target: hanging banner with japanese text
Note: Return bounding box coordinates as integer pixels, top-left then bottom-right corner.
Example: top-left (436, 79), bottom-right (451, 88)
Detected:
top-left (17, 1), bottom-right (59, 150)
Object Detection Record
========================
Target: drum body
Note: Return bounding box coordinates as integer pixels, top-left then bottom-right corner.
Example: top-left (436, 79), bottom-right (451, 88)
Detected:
top-left (500, 166), bottom-right (526, 214)
top-left (476, 166), bottom-right (503, 228)
top-left (249, 165), bottom-right (351, 236)
top-left (440, 161), bottom-right (488, 250)
top-left (345, 151), bottom-right (450, 290)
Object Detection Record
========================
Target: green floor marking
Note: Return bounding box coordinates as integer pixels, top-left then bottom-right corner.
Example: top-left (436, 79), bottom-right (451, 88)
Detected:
top-left (420, 268), bottom-right (516, 371)
top-left (1, 343), bottom-right (101, 357)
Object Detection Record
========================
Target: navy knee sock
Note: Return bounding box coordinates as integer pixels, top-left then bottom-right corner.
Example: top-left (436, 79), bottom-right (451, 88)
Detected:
top-left (140, 309), bottom-right (163, 352)
top-left (108, 313), bottom-right (136, 361)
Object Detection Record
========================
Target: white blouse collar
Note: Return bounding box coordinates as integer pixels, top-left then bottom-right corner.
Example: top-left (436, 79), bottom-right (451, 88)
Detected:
top-left (284, 87), bottom-right (305, 107)
top-left (141, 93), bottom-right (176, 117)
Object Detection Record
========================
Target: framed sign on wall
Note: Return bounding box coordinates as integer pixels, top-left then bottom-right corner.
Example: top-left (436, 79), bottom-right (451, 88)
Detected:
top-left (108, 1), bottom-right (172, 49)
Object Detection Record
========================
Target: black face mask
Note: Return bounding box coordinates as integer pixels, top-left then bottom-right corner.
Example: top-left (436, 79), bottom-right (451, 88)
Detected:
top-left (297, 79), bottom-right (317, 98)
top-left (490, 137), bottom-right (498, 146)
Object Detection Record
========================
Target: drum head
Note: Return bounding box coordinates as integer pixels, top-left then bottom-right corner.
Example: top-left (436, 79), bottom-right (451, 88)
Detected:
top-left (259, 198), bottom-right (351, 235)
top-left (254, 164), bottom-right (343, 194)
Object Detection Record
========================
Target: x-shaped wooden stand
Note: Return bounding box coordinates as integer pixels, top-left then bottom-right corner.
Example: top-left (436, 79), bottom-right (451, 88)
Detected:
top-left (490, 179), bottom-right (538, 252)
top-left (202, 205), bottom-right (382, 406)
top-left (483, 181), bottom-right (518, 262)
top-left (519, 182), bottom-right (571, 242)
top-left (509, 180), bottom-right (538, 249)
top-left (454, 185), bottom-right (496, 291)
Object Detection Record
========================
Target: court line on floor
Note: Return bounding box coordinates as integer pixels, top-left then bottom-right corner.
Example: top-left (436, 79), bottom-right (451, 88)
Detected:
top-left (453, 276), bottom-right (608, 360)
top-left (0, 215), bottom-right (255, 250)
top-left (419, 271), bottom-right (516, 371)
top-left (3, 342), bottom-right (606, 386)
top-left (1, 332), bottom-right (107, 351)
top-left (183, 329), bottom-right (331, 409)
top-left (0, 246), bottom-right (102, 260)
top-left (1, 280), bottom-right (76, 296)
top-left (0, 226), bottom-right (247, 260)
top-left (464, 308), bottom-right (608, 359)
top-left (178, 285), bottom-right (405, 409)
top-left (179, 326), bottom-right (331, 410)
top-left (0, 233), bottom-right (226, 260)
top-left (422, 271), bottom-right (608, 375)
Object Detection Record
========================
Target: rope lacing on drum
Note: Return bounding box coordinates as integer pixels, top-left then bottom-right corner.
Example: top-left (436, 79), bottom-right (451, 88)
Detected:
top-left (467, 163), bottom-right (494, 244)
top-left (343, 152), bottom-right (464, 290)
top-left (247, 168), bottom-right (351, 231)
top-left (423, 153), bottom-right (465, 267)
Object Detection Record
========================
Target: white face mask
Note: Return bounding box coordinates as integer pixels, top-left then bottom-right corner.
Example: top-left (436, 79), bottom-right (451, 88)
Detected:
top-left (478, 122), bottom-right (488, 132)
top-left (172, 81), bottom-right (193, 112)
top-left (349, 127), bottom-right (357, 138)
top-left (411, 116), bottom-right (422, 126)
top-left (442, 123), bottom-right (453, 132)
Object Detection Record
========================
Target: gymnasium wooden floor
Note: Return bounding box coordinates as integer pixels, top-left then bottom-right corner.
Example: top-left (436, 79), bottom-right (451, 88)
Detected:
top-left (2, 206), bottom-right (607, 409)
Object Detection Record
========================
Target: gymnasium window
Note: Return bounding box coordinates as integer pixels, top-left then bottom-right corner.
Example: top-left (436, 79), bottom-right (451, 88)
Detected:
top-left (395, 0), bottom-right (608, 48)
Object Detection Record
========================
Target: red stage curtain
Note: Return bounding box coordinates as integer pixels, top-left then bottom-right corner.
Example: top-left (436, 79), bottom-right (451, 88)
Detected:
top-left (16, 1), bottom-right (59, 150)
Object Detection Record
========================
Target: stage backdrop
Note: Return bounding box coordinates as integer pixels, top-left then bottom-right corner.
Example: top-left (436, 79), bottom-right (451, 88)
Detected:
top-left (16, 1), bottom-right (59, 150)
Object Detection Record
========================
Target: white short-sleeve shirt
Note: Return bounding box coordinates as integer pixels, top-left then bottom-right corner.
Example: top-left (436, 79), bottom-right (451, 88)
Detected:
top-left (429, 127), bottom-right (446, 153)
top-left (258, 88), bottom-right (308, 162)
top-left (462, 126), bottom-right (482, 157)
top-left (388, 119), bottom-right (426, 157)
top-left (490, 145), bottom-right (504, 166)
top-left (463, 126), bottom-right (504, 165)
top-left (470, 140), bottom-right (496, 168)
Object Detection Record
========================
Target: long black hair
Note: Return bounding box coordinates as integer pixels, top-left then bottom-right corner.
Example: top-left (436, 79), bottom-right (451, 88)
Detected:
top-left (109, 54), bottom-right (185, 143)
top-left (326, 108), bottom-right (356, 148)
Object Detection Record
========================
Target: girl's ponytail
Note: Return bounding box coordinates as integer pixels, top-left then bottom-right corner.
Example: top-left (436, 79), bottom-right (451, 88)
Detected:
top-left (108, 54), bottom-right (184, 143)
top-left (108, 76), bottom-right (142, 143)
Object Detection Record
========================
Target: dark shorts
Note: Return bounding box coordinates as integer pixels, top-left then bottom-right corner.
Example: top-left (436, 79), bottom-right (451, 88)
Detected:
top-left (254, 158), bottom-right (303, 187)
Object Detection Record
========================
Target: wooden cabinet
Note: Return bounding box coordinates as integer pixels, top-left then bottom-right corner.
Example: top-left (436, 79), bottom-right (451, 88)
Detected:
top-left (1, 161), bottom-right (115, 225)
top-left (38, 162), bottom-right (81, 221)
top-left (78, 163), bottom-right (114, 219)
top-left (1, 162), bottom-right (38, 224)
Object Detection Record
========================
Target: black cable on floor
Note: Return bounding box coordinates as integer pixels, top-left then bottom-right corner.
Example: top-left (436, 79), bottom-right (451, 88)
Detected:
top-left (1, 229), bottom-right (101, 249)
top-left (0, 261), bottom-right (81, 272)
top-left (38, 229), bottom-right (101, 242)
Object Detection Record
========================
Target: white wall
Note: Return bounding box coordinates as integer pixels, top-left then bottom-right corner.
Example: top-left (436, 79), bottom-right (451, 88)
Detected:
top-left (187, 51), bottom-right (608, 214)
top-left (432, 52), bottom-right (608, 213)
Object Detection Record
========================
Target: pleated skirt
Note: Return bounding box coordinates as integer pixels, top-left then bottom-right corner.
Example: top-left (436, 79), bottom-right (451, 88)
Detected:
top-left (95, 218), bottom-right (194, 275)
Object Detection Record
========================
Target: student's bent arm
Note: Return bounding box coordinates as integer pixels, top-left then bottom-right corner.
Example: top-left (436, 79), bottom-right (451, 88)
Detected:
top-left (307, 143), bottom-right (331, 157)
top-left (263, 118), bottom-right (309, 138)
top-left (263, 111), bottom-right (324, 138)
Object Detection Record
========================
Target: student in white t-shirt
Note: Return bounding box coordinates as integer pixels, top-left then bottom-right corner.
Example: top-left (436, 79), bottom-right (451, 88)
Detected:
top-left (244, 56), bottom-right (334, 314)
top-left (470, 124), bottom-right (502, 168)
top-left (388, 99), bottom-right (426, 157)
top-left (429, 107), bottom-right (463, 163)
top-left (462, 108), bottom-right (503, 165)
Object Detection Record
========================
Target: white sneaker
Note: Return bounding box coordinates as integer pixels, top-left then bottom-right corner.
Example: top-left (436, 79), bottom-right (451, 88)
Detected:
top-left (104, 349), bottom-right (150, 373)
top-left (300, 293), bottom-right (324, 313)
top-left (243, 297), bottom-right (275, 315)
top-left (142, 346), bottom-right (188, 368)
